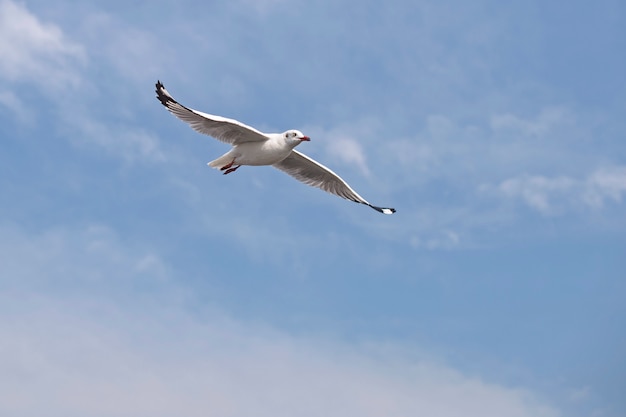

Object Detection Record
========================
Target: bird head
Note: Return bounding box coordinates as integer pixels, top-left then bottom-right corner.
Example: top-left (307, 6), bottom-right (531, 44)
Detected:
top-left (283, 130), bottom-right (310, 146)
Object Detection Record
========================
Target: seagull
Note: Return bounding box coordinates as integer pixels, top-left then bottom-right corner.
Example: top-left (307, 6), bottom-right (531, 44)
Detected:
top-left (155, 81), bottom-right (395, 215)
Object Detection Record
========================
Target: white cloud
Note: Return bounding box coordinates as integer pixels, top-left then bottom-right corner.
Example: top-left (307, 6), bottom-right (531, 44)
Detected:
top-left (0, 1), bottom-right (168, 163)
top-left (66, 115), bottom-right (167, 163)
top-left (0, 0), bottom-right (85, 88)
top-left (303, 121), bottom-right (378, 177)
top-left (497, 174), bottom-right (576, 215)
top-left (382, 105), bottom-right (591, 190)
top-left (0, 223), bottom-right (169, 292)
top-left (0, 223), bottom-right (562, 417)
top-left (486, 166), bottom-right (626, 215)
top-left (490, 107), bottom-right (572, 138)
top-left (410, 230), bottom-right (461, 250)
top-left (382, 114), bottom-right (476, 184)
top-left (326, 136), bottom-right (370, 176)
top-left (77, 11), bottom-right (165, 83)
top-left (583, 166), bottom-right (626, 208)
top-left (0, 301), bottom-right (562, 417)
top-left (0, 90), bottom-right (31, 124)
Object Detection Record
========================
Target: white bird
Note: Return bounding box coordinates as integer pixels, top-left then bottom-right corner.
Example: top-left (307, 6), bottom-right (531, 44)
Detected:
top-left (155, 81), bottom-right (395, 215)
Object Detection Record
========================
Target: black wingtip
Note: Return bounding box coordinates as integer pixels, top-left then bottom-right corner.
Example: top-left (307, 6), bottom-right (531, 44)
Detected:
top-left (368, 204), bottom-right (396, 215)
top-left (155, 80), bottom-right (172, 106)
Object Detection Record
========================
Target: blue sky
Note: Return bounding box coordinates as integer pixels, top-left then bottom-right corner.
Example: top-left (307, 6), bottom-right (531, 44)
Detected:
top-left (1, 0), bottom-right (625, 415)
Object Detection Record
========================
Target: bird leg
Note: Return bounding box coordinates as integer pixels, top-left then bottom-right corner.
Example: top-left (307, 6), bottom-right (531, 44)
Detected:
top-left (223, 165), bottom-right (241, 175)
top-left (220, 158), bottom-right (236, 171)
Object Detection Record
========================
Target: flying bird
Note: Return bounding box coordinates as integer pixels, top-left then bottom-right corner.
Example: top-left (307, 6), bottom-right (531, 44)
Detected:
top-left (155, 81), bottom-right (395, 215)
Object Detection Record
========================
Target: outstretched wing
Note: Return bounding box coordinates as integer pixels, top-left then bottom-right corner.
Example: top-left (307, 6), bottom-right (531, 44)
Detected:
top-left (155, 81), bottom-right (268, 145)
top-left (273, 150), bottom-right (396, 214)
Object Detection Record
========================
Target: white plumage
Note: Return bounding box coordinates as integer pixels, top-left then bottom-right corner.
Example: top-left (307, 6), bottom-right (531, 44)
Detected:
top-left (155, 81), bottom-right (395, 214)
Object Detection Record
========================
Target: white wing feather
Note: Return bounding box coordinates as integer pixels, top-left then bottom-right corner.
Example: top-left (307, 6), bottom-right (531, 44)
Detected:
top-left (155, 81), bottom-right (268, 145)
top-left (273, 150), bottom-right (395, 214)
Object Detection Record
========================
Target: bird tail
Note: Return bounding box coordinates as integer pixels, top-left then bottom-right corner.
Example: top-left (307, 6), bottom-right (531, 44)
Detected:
top-left (207, 151), bottom-right (234, 169)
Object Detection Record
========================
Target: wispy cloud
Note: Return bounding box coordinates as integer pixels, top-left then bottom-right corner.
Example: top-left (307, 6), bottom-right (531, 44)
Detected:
top-left (0, 90), bottom-right (31, 124)
top-left (584, 166), bottom-right (626, 208)
top-left (0, 0), bottom-right (168, 163)
top-left (326, 137), bottom-right (370, 177)
top-left (496, 174), bottom-right (577, 215)
top-left (0, 0), bottom-right (85, 89)
top-left (490, 107), bottom-right (572, 138)
top-left (484, 166), bottom-right (626, 215)
top-left (303, 120), bottom-right (382, 178)
top-left (0, 223), bottom-right (169, 293)
top-left (0, 224), bottom-right (560, 417)
top-left (0, 300), bottom-right (562, 417)
top-left (410, 229), bottom-right (461, 250)
top-left (64, 114), bottom-right (167, 163)
top-left (77, 10), bottom-right (165, 83)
